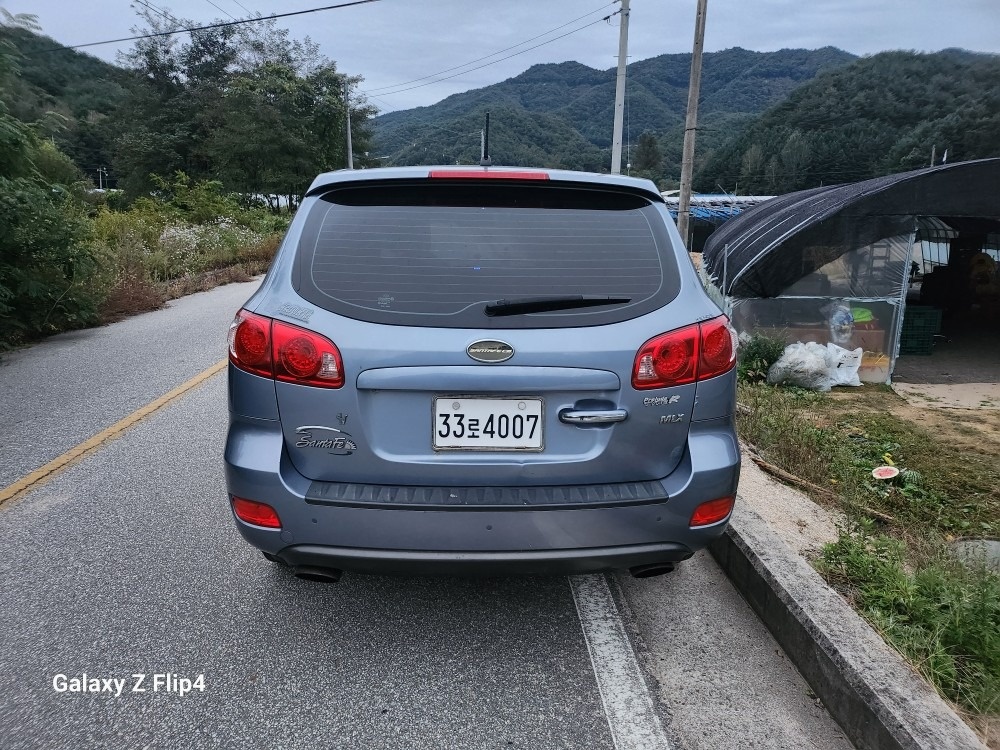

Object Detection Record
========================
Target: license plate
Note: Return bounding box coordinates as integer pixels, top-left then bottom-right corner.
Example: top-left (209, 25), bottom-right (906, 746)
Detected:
top-left (433, 397), bottom-right (543, 451)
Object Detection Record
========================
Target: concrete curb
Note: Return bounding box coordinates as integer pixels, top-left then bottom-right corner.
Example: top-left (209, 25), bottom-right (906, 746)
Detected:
top-left (709, 504), bottom-right (986, 750)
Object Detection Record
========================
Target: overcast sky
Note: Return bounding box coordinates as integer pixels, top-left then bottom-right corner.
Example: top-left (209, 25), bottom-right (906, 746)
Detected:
top-left (4, 0), bottom-right (999, 113)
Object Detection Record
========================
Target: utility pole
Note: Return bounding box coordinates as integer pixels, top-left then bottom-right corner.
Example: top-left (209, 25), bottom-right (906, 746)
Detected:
top-left (677, 0), bottom-right (708, 247)
top-left (344, 82), bottom-right (354, 169)
top-left (480, 111), bottom-right (492, 166)
top-left (610, 0), bottom-right (630, 174)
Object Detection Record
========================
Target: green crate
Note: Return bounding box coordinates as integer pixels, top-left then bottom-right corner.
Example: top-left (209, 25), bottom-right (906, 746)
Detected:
top-left (899, 306), bottom-right (941, 355)
top-left (902, 305), bottom-right (942, 335)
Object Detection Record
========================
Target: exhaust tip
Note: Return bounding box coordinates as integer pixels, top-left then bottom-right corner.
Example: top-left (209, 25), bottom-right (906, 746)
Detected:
top-left (293, 565), bottom-right (343, 583)
top-left (629, 562), bottom-right (676, 579)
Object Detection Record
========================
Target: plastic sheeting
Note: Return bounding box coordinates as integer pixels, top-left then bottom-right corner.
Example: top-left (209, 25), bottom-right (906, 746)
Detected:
top-left (703, 159), bottom-right (1000, 298)
top-left (699, 160), bottom-right (1000, 384)
top-left (725, 233), bottom-right (912, 384)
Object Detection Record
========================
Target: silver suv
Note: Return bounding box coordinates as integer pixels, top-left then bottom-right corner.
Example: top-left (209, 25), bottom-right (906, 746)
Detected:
top-left (224, 167), bottom-right (740, 581)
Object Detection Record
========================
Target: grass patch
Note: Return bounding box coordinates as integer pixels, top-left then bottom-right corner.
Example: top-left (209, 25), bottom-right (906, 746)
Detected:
top-left (819, 521), bottom-right (1000, 715)
top-left (738, 381), bottom-right (1000, 721)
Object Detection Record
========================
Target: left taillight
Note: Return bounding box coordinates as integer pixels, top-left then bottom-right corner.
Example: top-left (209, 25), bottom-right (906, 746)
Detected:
top-left (228, 309), bottom-right (344, 388)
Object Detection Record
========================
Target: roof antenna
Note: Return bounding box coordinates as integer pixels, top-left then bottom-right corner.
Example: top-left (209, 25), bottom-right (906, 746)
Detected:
top-left (480, 111), bottom-right (492, 167)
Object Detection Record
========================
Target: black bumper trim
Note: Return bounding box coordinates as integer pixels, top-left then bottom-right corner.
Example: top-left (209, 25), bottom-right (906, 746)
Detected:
top-left (305, 479), bottom-right (669, 511)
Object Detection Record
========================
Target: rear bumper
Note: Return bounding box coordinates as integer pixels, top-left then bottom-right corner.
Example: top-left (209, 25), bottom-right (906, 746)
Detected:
top-left (224, 414), bottom-right (740, 575)
top-left (274, 542), bottom-right (694, 576)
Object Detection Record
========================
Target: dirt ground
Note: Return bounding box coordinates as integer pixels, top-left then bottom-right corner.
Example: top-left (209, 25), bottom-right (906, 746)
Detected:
top-left (887, 328), bottom-right (1000, 454)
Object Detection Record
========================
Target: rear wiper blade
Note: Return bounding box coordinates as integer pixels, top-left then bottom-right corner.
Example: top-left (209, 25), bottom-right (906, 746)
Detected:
top-left (484, 295), bottom-right (632, 317)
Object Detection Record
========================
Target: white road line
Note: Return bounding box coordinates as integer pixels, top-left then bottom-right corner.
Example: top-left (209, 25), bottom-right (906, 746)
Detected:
top-left (569, 574), bottom-right (671, 750)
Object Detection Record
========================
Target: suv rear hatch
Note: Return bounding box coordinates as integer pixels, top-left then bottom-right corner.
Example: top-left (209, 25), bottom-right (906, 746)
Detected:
top-left (269, 176), bottom-right (707, 489)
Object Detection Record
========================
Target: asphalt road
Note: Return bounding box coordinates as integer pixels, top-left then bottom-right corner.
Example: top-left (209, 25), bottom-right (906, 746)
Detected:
top-left (0, 281), bottom-right (853, 750)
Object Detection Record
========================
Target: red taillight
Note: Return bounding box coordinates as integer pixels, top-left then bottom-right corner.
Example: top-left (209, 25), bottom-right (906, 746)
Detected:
top-left (229, 310), bottom-right (272, 378)
top-left (427, 169), bottom-right (549, 180)
top-left (271, 320), bottom-right (344, 388)
top-left (690, 496), bottom-right (735, 527)
top-left (699, 316), bottom-right (738, 378)
top-left (632, 315), bottom-right (736, 389)
top-left (231, 496), bottom-right (282, 529)
top-left (228, 309), bottom-right (344, 388)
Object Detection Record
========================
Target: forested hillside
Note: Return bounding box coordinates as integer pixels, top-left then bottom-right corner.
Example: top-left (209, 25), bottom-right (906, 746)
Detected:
top-left (374, 47), bottom-right (856, 178)
top-left (694, 50), bottom-right (1000, 194)
top-left (2, 13), bottom-right (377, 201)
top-left (0, 11), bottom-right (365, 350)
top-left (0, 25), bottom-right (126, 180)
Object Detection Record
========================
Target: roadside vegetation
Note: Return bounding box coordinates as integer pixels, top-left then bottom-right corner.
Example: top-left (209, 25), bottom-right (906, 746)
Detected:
top-left (736, 335), bottom-right (1000, 729)
top-left (0, 10), bottom-right (334, 352)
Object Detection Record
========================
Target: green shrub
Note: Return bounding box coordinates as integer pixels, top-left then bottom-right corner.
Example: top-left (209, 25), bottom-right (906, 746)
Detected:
top-left (737, 333), bottom-right (787, 383)
top-left (0, 176), bottom-right (102, 347)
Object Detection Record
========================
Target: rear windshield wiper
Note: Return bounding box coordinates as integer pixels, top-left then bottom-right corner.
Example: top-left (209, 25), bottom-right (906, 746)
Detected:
top-left (484, 295), bottom-right (632, 317)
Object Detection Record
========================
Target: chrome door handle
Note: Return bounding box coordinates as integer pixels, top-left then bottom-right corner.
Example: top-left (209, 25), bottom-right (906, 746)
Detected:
top-left (559, 409), bottom-right (628, 425)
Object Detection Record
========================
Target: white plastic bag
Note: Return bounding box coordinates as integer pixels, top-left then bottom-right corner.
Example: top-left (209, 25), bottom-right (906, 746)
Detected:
top-left (767, 342), bottom-right (832, 391)
top-left (825, 343), bottom-right (862, 388)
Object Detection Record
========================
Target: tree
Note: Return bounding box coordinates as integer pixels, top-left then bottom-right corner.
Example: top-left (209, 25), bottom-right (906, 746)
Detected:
top-left (633, 131), bottom-right (663, 177)
top-left (112, 8), bottom-right (376, 203)
top-left (0, 12), bottom-right (101, 346)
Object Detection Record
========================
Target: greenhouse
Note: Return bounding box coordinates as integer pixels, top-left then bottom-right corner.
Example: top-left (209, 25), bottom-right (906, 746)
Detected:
top-left (701, 159), bottom-right (1000, 383)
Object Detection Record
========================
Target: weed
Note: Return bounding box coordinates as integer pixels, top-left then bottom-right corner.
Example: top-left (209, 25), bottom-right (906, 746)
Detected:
top-left (737, 333), bottom-right (787, 383)
top-left (820, 521), bottom-right (1000, 714)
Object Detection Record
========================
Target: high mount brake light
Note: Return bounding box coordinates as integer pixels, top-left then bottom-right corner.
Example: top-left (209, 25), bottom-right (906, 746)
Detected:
top-left (632, 315), bottom-right (737, 389)
top-left (427, 170), bottom-right (549, 180)
top-left (228, 310), bottom-right (344, 388)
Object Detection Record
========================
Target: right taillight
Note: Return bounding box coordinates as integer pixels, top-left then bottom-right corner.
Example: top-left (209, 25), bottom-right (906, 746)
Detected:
top-left (632, 315), bottom-right (736, 389)
top-left (228, 309), bottom-right (344, 388)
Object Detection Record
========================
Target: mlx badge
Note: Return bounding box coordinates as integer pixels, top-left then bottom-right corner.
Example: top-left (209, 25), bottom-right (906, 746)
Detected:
top-left (295, 426), bottom-right (357, 455)
top-left (467, 340), bottom-right (514, 363)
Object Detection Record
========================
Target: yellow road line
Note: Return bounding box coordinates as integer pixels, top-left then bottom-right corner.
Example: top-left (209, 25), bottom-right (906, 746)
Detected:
top-left (0, 360), bottom-right (228, 507)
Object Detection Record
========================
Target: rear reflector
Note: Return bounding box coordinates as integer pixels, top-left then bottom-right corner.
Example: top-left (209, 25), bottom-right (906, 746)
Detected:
top-left (231, 496), bottom-right (282, 529)
top-left (690, 496), bottom-right (736, 528)
top-left (428, 169), bottom-right (549, 180)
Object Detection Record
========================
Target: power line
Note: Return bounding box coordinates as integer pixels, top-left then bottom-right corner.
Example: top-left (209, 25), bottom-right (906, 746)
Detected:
top-left (364, 2), bottom-right (616, 94)
top-left (368, 12), bottom-right (619, 98)
top-left (228, 0), bottom-right (255, 15)
top-left (203, 0), bottom-right (238, 21)
top-left (39, 0), bottom-right (381, 53)
top-left (134, 0), bottom-right (184, 26)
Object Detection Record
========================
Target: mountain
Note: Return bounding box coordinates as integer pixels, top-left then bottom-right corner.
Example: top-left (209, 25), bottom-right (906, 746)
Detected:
top-left (0, 26), bottom-right (127, 178)
top-left (693, 49), bottom-right (1000, 194)
top-left (372, 47), bottom-right (857, 176)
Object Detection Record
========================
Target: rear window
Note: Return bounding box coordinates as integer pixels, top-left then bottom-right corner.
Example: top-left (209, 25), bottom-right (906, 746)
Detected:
top-left (294, 181), bottom-right (680, 328)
